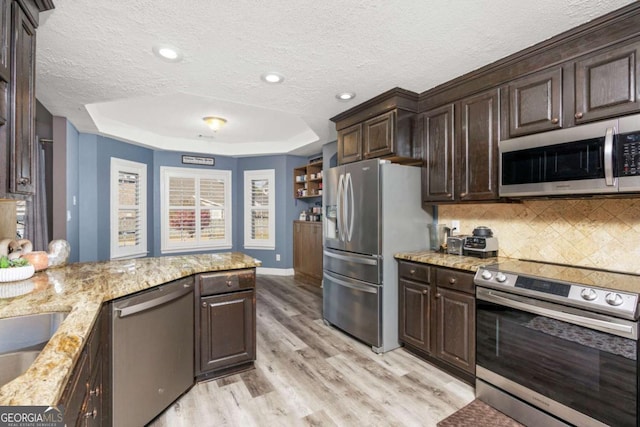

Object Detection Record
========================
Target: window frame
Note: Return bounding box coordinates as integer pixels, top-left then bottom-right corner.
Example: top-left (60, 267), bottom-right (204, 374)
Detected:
top-left (110, 157), bottom-right (148, 260)
top-left (243, 169), bottom-right (276, 250)
top-left (160, 166), bottom-right (232, 253)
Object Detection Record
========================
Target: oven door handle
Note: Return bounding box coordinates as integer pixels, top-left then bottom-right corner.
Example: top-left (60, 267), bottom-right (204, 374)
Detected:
top-left (479, 289), bottom-right (637, 339)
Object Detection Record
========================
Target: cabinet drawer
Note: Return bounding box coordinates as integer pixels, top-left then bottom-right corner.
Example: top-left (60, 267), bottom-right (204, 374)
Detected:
top-left (398, 261), bottom-right (431, 283)
top-left (198, 269), bottom-right (255, 296)
top-left (436, 268), bottom-right (474, 294)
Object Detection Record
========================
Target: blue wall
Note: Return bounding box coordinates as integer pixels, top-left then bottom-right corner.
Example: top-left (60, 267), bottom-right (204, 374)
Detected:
top-left (237, 155), bottom-right (308, 268)
top-left (151, 150), bottom-right (239, 256)
top-left (67, 133), bottom-right (318, 269)
top-left (65, 121), bottom-right (80, 263)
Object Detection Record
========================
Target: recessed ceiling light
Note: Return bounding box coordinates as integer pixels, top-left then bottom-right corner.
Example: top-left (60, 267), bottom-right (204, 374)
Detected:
top-left (152, 44), bottom-right (183, 62)
top-left (336, 92), bottom-right (356, 101)
top-left (261, 72), bottom-right (284, 84)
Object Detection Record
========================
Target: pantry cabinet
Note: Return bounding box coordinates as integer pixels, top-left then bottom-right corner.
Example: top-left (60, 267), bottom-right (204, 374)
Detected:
top-left (398, 260), bottom-right (475, 384)
top-left (293, 220), bottom-right (322, 284)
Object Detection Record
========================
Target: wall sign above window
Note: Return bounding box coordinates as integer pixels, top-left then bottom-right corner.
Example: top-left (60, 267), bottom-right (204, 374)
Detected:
top-left (182, 155), bottom-right (215, 166)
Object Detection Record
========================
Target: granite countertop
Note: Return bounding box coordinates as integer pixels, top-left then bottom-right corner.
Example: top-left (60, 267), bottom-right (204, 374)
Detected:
top-left (0, 252), bottom-right (261, 406)
top-left (394, 250), bottom-right (507, 272)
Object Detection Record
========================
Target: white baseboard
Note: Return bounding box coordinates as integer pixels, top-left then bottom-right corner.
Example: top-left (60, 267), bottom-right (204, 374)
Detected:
top-left (256, 267), bottom-right (295, 276)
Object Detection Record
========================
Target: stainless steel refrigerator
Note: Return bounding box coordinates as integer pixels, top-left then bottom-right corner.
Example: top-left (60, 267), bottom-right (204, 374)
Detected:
top-left (323, 158), bottom-right (432, 353)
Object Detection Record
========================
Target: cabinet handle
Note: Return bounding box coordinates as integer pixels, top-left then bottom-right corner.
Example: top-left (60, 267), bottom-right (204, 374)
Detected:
top-left (18, 177), bottom-right (30, 185)
top-left (551, 117), bottom-right (559, 124)
top-left (422, 289), bottom-right (428, 295)
top-left (448, 277), bottom-right (456, 285)
top-left (202, 301), bottom-right (208, 307)
top-left (409, 269), bottom-right (416, 275)
top-left (435, 293), bottom-right (442, 298)
top-left (226, 280), bottom-right (233, 287)
top-left (84, 409), bottom-right (98, 419)
top-left (575, 112), bottom-right (584, 119)
top-left (89, 386), bottom-right (100, 396)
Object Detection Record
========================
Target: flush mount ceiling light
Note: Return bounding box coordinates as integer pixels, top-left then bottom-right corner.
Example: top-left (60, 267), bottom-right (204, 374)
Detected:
top-left (336, 92), bottom-right (356, 101)
top-left (152, 44), bottom-right (183, 62)
top-left (202, 116), bottom-right (227, 131)
top-left (261, 72), bottom-right (285, 84)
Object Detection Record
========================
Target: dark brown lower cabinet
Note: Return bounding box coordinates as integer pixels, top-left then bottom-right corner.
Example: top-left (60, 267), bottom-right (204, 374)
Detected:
top-left (196, 269), bottom-right (256, 380)
top-left (293, 221), bottom-right (323, 285)
top-left (59, 314), bottom-right (103, 427)
top-left (398, 260), bottom-right (475, 384)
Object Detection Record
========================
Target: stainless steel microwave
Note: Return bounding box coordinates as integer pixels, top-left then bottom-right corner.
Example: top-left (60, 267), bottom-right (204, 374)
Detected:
top-left (499, 114), bottom-right (640, 197)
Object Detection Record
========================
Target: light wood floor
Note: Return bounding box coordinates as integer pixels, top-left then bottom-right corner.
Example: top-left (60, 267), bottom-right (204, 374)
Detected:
top-left (150, 275), bottom-right (474, 427)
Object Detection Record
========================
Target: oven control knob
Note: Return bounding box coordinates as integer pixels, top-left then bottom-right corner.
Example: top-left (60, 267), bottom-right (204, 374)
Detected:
top-left (605, 293), bottom-right (624, 306)
top-left (495, 273), bottom-right (507, 283)
top-left (580, 288), bottom-right (598, 301)
top-left (481, 270), bottom-right (493, 280)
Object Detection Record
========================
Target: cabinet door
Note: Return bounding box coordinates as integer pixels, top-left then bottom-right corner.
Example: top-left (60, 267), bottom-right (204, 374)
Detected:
top-left (363, 110), bottom-right (395, 159)
top-left (337, 123), bottom-right (362, 164)
top-left (421, 105), bottom-right (455, 203)
top-left (10, 2), bottom-right (36, 194)
top-left (575, 42), bottom-right (640, 124)
top-left (508, 67), bottom-right (562, 137)
top-left (435, 287), bottom-right (475, 374)
top-left (200, 290), bottom-right (256, 372)
top-left (398, 279), bottom-right (432, 354)
top-left (0, 0), bottom-right (9, 82)
top-left (293, 222), bottom-right (303, 273)
top-left (308, 223), bottom-right (323, 280)
top-left (457, 89), bottom-right (499, 201)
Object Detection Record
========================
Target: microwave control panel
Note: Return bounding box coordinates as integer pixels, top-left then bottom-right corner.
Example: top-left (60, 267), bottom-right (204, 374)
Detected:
top-left (618, 131), bottom-right (640, 176)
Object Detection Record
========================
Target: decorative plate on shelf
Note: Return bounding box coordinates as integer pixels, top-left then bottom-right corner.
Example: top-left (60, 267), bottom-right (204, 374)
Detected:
top-left (0, 265), bottom-right (35, 282)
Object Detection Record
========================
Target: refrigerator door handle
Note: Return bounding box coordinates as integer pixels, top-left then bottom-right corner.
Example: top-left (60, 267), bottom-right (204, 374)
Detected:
top-left (346, 172), bottom-right (354, 242)
top-left (323, 249), bottom-right (378, 265)
top-left (324, 271), bottom-right (378, 294)
top-left (337, 173), bottom-right (345, 241)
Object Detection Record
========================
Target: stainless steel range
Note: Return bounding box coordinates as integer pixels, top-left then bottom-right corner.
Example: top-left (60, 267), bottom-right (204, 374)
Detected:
top-left (474, 260), bottom-right (640, 427)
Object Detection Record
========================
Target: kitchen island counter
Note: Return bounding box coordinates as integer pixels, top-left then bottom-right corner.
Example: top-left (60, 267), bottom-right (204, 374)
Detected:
top-left (0, 252), bottom-right (261, 406)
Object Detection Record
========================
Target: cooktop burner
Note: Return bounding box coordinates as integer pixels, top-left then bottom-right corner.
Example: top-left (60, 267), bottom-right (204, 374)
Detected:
top-left (474, 260), bottom-right (640, 320)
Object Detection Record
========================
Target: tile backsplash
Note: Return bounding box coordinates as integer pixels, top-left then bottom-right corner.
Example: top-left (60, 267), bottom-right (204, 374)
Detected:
top-left (438, 198), bottom-right (640, 274)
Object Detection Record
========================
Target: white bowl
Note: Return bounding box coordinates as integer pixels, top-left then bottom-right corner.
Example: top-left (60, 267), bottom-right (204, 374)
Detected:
top-left (0, 265), bottom-right (35, 282)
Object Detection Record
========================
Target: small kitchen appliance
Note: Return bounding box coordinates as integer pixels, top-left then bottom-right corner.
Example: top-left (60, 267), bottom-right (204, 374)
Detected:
top-left (446, 236), bottom-right (467, 255)
top-left (463, 226), bottom-right (498, 258)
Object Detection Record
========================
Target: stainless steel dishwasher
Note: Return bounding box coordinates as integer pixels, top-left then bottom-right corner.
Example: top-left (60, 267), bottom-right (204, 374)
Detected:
top-left (111, 276), bottom-right (194, 427)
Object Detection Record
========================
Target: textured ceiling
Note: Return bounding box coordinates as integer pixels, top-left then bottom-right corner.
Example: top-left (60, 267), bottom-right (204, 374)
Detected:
top-left (35, 0), bottom-right (635, 157)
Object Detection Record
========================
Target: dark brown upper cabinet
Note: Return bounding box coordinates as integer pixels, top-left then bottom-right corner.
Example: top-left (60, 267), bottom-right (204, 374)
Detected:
top-left (337, 122), bottom-right (362, 164)
top-left (10, 1), bottom-right (36, 195)
top-left (0, 0), bottom-right (10, 83)
top-left (421, 104), bottom-right (455, 202)
top-left (363, 110), bottom-right (395, 159)
top-left (574, 41), bottom-right (640, 124)
top-left (331, 88), bottom-right (419, 165)
top-left (507, 66), bottom-right (562, 138)
top-left (457, 89), bottom-right (500, 202)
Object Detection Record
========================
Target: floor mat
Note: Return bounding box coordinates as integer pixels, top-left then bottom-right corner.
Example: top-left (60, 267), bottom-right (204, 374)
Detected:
top-left (438, 399), bottom-right (524, 427)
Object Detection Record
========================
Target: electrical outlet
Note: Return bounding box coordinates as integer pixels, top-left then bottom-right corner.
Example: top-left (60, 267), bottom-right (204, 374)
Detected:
top-left (451, 220), bottom-right (460, 234)
top-left (276, 254), bottom-right (281, 261)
